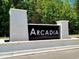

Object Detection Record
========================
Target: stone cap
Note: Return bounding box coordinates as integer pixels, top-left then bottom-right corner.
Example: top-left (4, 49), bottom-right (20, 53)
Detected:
top-left (9, 8), bottom-right (27, 14)
top-left (56, 20), bottom-right (69, 22)
top-left (56, 20), bottom-right (69, 24)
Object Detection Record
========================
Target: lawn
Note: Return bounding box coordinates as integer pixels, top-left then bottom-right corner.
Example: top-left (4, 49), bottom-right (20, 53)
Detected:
top-left (0, 37), bottom-right (9, 40)
top-left (0, 34), bottom-right (79, 40)
top-left (69, 34), bottom-right (79, 38)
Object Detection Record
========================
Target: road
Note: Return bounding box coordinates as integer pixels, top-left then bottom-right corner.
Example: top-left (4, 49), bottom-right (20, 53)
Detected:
top-left (2, 47), bottom-right (79, 59)
top-left (0, 39), bottom-right (79, 53)
top-left (0, 39), bottom-right (79, 59)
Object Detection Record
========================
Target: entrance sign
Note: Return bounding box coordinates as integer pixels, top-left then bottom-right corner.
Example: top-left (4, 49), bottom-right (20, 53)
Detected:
top-left (28, 24), bottom-right (60, 40)
top-left (9, 8), bottom-right (69, 41)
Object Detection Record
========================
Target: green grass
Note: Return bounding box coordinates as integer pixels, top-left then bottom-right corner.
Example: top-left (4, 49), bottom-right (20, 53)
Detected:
top-left (69, 34), bottom-right (79, 38)
top-left (0, 34), bottom-right (79, 40)
top-left (0, 37), bottom-right (9, 40)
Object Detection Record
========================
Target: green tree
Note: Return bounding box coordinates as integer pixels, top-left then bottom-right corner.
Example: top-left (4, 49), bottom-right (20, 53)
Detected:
top-left (0, 0), bottom-right (78, 37)
top-left (0, 0), bottom-right (10, 37)
top-left (8, 0), bottom-right (79, 34)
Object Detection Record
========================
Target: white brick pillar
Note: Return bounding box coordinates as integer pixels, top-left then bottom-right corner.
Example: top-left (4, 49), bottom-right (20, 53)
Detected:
top-left (56, 20), bottom-right (69, 39)
top-left (9, 8), bottom-right (29, 41)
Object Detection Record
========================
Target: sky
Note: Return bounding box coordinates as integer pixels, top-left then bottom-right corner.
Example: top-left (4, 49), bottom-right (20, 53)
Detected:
top-left (69, 0), bottom-right (75, 5)
top-left (61, 0), bottom-right (75, 6)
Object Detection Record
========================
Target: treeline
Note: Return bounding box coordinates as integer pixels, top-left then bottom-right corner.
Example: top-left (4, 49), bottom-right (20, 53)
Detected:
top-left (0, 0), bottom-right (78, 37)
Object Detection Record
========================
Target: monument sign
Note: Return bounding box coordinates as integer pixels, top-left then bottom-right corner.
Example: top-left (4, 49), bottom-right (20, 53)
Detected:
top-left (28, 24), bottom-right (60, 40)
top-left (9, 8), bottom-right (69, 41)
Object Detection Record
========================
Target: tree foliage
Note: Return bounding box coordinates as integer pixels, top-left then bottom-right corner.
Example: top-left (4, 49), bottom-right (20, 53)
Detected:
top-left (0, 0), bottom-right (10, 37)
top-left (0, 0), bottom-right (78, 37)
